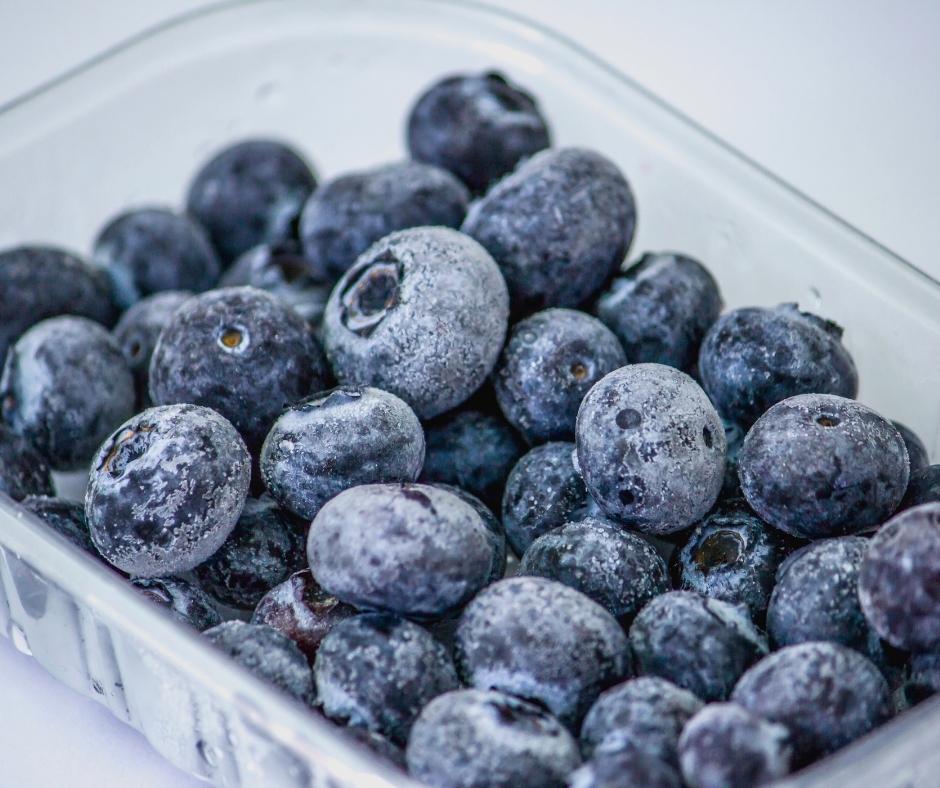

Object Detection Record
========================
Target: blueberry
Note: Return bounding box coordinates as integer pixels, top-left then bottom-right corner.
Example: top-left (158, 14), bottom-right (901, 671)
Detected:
top-left (85, 404), bottom-right (250, 577)
top-left (520, 517), bottom-right (668, 625)
top-left (340, 725), bottom-right (406, 770)
top-left (1, 316), bottom-right (135, 470)
top-left (494, 309), bottom-right (627, 443)
top-left (630, 591), bottom-right (768, 702)
top-left (569, 746), bottom-right (681, 788)
top-left (322, 227), bottom-right (509, 419)
top-left (900, 464), bottom-right (940, 510)
top-left (407, 71), bottom-right (551, 193)
top-left (204, 620), bottom-right (314, 704)
top-left (731, 641), bottom-right (890, 765)
top-left (433, 484), bottom-right (507, 586)
top-left (300, 160), bottom-right (470, 282)
top-left (455, 576), bottom-right (630, 728)
top-left (902, 652), bottom-right (940, 706)
top-left (892, 420), bottom-right (930, 474)
top-left (501, 442), bottom-right (590, 555)
top-left (315, 613), bottom-right (459, 744)
top-left (595, 252), bottom-right (722, 371)
top-left (720, 419), bottom-right (746, 499)
top-left (308, 483), bottom-right (495, 618)
top-left (698, 304), bottom-right (858, 428)
top-left (186, 139), bottom-right (316, 264)
top-left (677, 703), bottom-right (792, 788)
top-left (21, 495), bottom-right (95, 556)
top-left (260, 386), bottom-right (424, 521)
top-left (406, 689), bottom-right (580, 788)
top-left (149, 286), bottom-right (329, 451)
top-left (738, 394), bottom-right (909, 538)
top-left (463, 148), bottom-right (635, 313)
top-left (576, 364), bottom-right (726, 534)
top-left (131, 576), bottom-right (222, 631)
top-left (0, 425), bottom-right (53, 500)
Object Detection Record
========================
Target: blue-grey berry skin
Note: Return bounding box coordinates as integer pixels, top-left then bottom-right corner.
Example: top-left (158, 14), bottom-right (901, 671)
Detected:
top-left (300, 160), bottom-right (470, 282)
top-left (91, 207), bottom-right (220, 308)
top-left (1, 316), bottom-right (135, 470)
top-left (520, 517), bottom-right (668, 625)
top-left (698, 304), bottom-right (858, 428)
top-left (21, 495), bottom-right (95, 556)
top-left (568, 746), bottom-right (681, 788)
top-left (501, 442), bottom-right (590, 556)
top-left (433, 484), bottom-right (507, 586)
top-left (901, 464), bottom-right (940, 510)
top-left (341, 726), bottom-right (406, 771)
top-left (630, 591), bottom-right (768, 702)
top-left (677, 703), bottom-right (792, 788)
top-left (494, 309), bottom-right (627, 443)
top-left (731, 642), bottom-right (891, 766)
top-left (322, 227), bottom-right (509, 419)
top-left (260, 386), bottom-right (424, 521)
top-left (308, 483), bottom-right (495, 619)
top-left (576, 364), bottom-right (726, 534)
top-left (893, 421), bottom-right (930, 474)
top-left (315, 613), bottom-right (459, 745)
top-left (186, 139), bottom-right (317, 264)
top-left (0, 425), bottom-right (53, 501)
top-left (463, 148), bottom-right (635, 314)
top-left (455, 576), bottom-right (630, 728)
top-left (131, 576), bottom-right (222, 631)
top-left (85, 404), bottom-right (250, 577)
top-left (407, 688), bottom-right (580, 788)
top-left (738, 394), bottom-right (909, 539)
top-left (149, 286), bottom-right (329, 451)
top-left (595, 252), bottom-right (722, 371)
top-left (204, 620), bottom-right (314, 705)
top-left (580, 677), bottom-right (704, 764)
top-left (407, 71), bottom-right (551, 194)
top-left (720, 419), bottom-right (746, 499)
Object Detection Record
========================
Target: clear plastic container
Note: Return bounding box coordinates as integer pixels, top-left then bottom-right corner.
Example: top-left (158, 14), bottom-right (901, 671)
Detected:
top-left (0, 1), bottom-right (938, 785)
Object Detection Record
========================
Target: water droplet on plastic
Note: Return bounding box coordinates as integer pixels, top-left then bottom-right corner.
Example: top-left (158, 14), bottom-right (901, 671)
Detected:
top-left (254, 80), bottom-right (281, 105)
top-left (10, 622), bottom-right (31, 655)
top-left (91, 679), bottom-right (104, 695)
top-left (808, 286), bottom-right (823, 310)
top-left (197, 740), bottom-right (219, 767)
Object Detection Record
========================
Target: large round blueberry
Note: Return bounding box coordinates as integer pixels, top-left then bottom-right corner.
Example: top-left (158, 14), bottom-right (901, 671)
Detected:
top-left (21, 495), bottom-right (95, 557)
top-left (595, 252), bottom-right (722, 371)
top-left (322, 227), bottom-right (508, 419)
top-left (494, 308), bottom-right (627, 443)
top-left (406, 71), bottom-right (551, 193)
top-left (569, 746), bottom-right (681, 788)
top-left (463, 148), bottom-right (635, 313)
top-left (85, 404), bottom-right (250, 577)
top-left (260, 387), bottom-right (424, 521)
top-left (698, 304), bottom-right (858, 427)
top-left (738, 394), bottom-right (909, 538)
top-left (186, 139), bottom-right (316, 264)
top-left (314, 613), bottom-right (459, 744)
top-left (131, 576), bottom-right (222, 631)
top-left (576, 364), bottom-right (726, 534)
top-left (901, 464), bottom-right (940, 510)
top-left (1, 316), bottom-right (135, 470)
top-left (630, 591), bottom-right (768, 702)
top-left (406, 688), bottom-right (580, 788)
top-left (455, 576), bottom-right (630, 728)
top-left (892, 420), bottom-right (930, 474)
top-left (0, 425), bottom-right (53, 501)
top-left (307, 483), bottom-right (494, 618)
top-left (149, 286), bottom-right (328, 451)
top-left (433, 484), bottom-right (507, 586)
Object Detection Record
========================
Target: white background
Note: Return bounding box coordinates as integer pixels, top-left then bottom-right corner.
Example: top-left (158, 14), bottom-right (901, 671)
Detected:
top-left (0, 2), bottom-right (938, 786)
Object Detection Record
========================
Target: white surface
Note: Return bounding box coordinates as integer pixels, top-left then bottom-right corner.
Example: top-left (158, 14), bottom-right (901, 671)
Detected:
top-left (0, 1), bottom-right (938, 786)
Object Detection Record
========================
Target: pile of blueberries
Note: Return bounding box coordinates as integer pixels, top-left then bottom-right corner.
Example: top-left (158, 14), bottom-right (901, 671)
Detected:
top-left (1, 70), bottom-right (939, 788)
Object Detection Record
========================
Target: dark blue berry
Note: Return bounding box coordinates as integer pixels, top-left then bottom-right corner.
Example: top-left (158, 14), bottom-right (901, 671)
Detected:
top-left (21, 495), bottom-right (95, 556)
top-left (902, 652), bottom-right (940, 706)
top-left (569, 746), bottom-right (681, 788)
top-left (893, 420), bottom-right (930, 474)
top-left (720, 419), bottom-right (746, 499)
top-left (0, 425), bottom-right (53, 500)
top-left (901, 464), bottom-right (940, 510)
top-left (131, 576), bottom-right (221, 631)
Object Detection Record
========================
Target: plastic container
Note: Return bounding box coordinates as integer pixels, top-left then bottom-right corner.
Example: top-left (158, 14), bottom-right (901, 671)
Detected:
top-left (0, 1), bottom-right (938, 785)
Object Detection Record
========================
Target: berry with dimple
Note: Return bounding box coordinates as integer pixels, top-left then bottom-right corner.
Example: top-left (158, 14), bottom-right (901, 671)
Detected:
top-left (131, 576), bottom-right (222, 631)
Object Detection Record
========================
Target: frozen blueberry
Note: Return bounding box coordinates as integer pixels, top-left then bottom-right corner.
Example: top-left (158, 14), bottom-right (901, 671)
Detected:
top-left (893, 420), bottom-right (929, 474)
top-left (738, 394), bottom-right (909, 539)
top-left (340, 726), bottom-right (405, 770)
top-left (698, 304), bottom-right (858, 428)
top-left (569, 746), bottom-right (681, 788)
top-left (1, 316), bottom-right (135, 470)
top-left (406, 689), bottom-right (580, 788)
top-left (463, 148), bottom-right (635, 313)
top-left (131, 576), bottom-right (222, 631)
top-left (520, 517), bottom-right (668, 625)
top-left (720, 419), bottom-right (746, 499)
top-left (576, 364), bottom-right (726, 534)
top-left (308, 483), bottom-right (495, 618)
top-left (501, 442), bottom-right (590, 555)
top-left (677, 703), bottom-right (792, 788)
top-left (630, 591), bottom-right (768, 702)
top-left (149, 286), bottom-right (328, 451)
top-left (433, 484), bottom-right (507, 585)
top-left (321, 227), bottom-right (508, 419)
top-left (732, 642), bottom-right (890, 765)
top-left (91, 207), bottom-right (220, 308)
top-left (0, 425), bottom-right (53, 501)
top-left (204, 620), bottom-right (314, 704)
top-left (260, 386), bottom-right (424, 521)
top-left (85, 404), bottom-right (250, 577)
top-left (406, 71), bottom-right (551, 193)
top-left (21, 495), bottom-right (95, 556)
top-left (595, 253), bottom-right (722, 371)
top-left (494, 309), bottom-right (627, 443)
top-left (300, 160), bottom-right (470, 281)
top-left (902, 652), bottom-right (940, 706)
top-left (186, 139), bottom-right (316, 264)
top-left (901, 464), bottom-right (940, 510)
top-left (455, 576), bottom-right (630, 727)
top-left (315, 613), bottom-right (459, 744)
